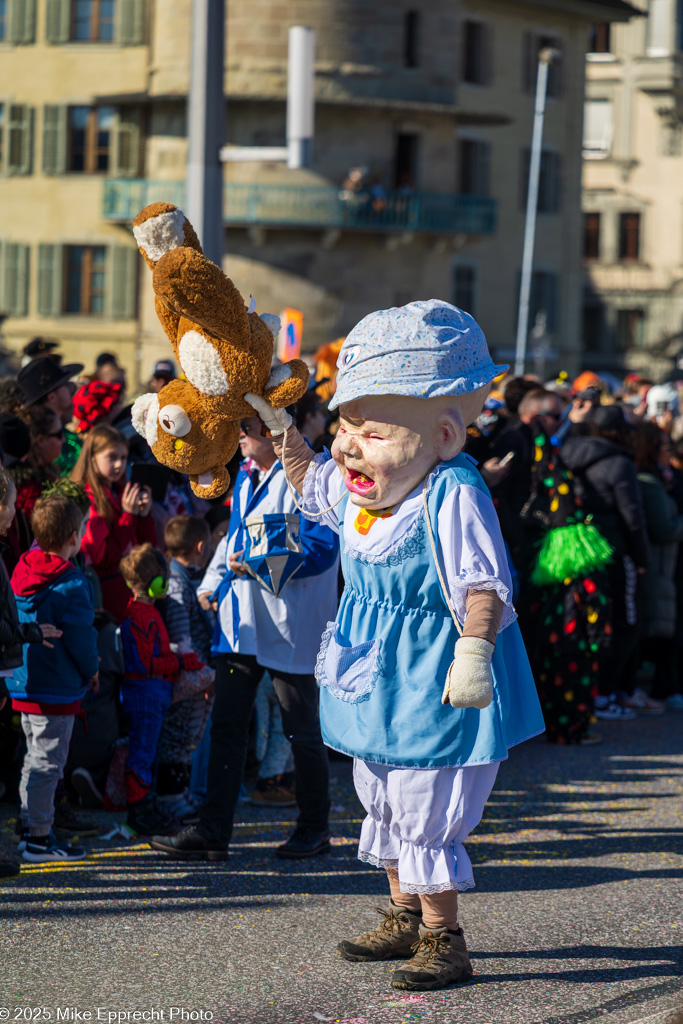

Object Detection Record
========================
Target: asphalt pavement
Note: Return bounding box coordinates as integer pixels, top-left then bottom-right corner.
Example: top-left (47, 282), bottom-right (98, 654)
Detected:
top-left (0, 716), bottom-right (681, 1024)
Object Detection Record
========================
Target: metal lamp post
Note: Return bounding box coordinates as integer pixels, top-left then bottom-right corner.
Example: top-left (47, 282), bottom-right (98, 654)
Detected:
top-left (514, 47), bottom-right (561, 377)
top-left (186, 0), bottom-right (226, 267)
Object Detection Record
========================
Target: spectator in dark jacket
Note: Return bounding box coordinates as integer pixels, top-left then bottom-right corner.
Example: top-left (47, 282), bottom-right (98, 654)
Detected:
top-left (10, 493), bottom-right (98, 863)
top-left (561, 405), bottom-right (649, 717)
top-left (489, 387), bottom-right (565, 560)
top-left (118, 543), bottom-right (202, 836)
top-left (0, 468), bottom-right (59, 706)
top-left (156, 516), bottom-right (214, 822)
top-left (634, 423), bottom-right (683, 709)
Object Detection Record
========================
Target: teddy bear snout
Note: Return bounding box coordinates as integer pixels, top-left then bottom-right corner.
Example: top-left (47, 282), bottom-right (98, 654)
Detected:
top-left (158, 404), bottom-right (192, 438)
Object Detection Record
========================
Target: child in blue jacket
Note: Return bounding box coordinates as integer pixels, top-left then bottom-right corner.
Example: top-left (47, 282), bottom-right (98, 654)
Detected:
top-left (10, 493), bottom-right (99, 863)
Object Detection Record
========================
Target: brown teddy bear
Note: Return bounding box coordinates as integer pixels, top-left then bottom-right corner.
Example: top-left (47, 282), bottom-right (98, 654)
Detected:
top-left (131, 201), bottom-right (310, 498)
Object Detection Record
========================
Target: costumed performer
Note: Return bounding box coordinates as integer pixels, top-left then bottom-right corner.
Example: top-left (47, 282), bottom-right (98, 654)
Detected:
top-left (247, 300), bottom-right (544, 992)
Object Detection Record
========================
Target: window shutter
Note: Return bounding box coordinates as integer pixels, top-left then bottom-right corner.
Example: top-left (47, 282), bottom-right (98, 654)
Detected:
top-left (118, 0), bottom-right (146, 45)
top-left (3, 242), bottom-right (29, 316)
top-left (45, 0), bottom-right (71, 43)
top-left (482, 24), bottom-right (494, 86)
top-left (112, 107), bottom-right (141, 177)
top-left (42, 106), bottom-right (67, 175)
top-left (7, 105), bottom-right (32, 174)
top-left (37, 244), bottom-right (63, 317)
top-left (10, 0), bottom-right (37, 43)
top-left (109, 246), bottom-right (137, 320)
top-left (477, 141), bottom-right (491, 197)
top-left (546, 152), bottom-right (561, 213)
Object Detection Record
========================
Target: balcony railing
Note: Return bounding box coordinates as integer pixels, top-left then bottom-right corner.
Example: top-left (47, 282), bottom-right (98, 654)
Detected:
top-left (103, 180), bottom-right (497, 235)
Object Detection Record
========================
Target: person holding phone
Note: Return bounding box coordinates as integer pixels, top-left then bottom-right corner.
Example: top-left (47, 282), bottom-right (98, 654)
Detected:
top-left (71, 425), bottom-right (157, 622)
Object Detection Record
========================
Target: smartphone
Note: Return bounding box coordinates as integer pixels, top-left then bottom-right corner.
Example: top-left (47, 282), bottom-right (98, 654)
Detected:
top-left (129, 461), bottom-right (173, 503)
top-left (498, 451), bottom-right (516, 468)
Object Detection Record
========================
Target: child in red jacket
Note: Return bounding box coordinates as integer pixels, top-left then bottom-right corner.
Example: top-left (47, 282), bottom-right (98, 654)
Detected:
top-left (119, 544), bottom-right (201, 835)
top-left (71, 425), bottom-right (157, 622)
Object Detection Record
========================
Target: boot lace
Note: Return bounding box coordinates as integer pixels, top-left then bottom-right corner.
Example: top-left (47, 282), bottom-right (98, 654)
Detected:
top-left (408, 932), bottom-right (452, 968)
top-left (359, 907), bottom-right (402, 943)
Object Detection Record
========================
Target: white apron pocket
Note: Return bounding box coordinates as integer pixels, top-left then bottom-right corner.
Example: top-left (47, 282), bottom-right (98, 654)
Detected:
top-left (315, 622), bottom-right (382, 704)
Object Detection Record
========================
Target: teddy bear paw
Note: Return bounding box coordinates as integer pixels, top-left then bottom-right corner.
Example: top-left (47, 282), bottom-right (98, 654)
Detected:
top-left (133, 206), bottom-right (188, 264)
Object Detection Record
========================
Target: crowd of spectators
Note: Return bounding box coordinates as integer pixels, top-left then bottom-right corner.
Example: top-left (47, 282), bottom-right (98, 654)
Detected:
top-left (0, 336), bottom-right (681, 871)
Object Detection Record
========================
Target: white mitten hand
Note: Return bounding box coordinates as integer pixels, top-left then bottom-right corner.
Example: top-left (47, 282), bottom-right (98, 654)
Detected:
top-left (244, 393), bottom-right (292, 437)
top-left (441, 636), bottom-right (494, 710)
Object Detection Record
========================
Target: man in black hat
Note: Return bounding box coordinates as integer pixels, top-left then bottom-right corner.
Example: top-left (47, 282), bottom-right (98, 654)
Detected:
top-left (17, 356), bottom-right (84, 426)
top-left (21, 338), bottom-right (62, 368)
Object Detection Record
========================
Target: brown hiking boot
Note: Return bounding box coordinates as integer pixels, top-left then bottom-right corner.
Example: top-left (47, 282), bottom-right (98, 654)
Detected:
top-left (337, 900), bottom-right (422, 962)
top-left (391, 922), bottom-right (473, 990)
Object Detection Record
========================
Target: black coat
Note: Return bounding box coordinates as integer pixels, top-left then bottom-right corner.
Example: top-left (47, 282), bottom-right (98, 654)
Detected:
top-left (560, 435), bottom-right (649, 568)
top-left (0, 545), bottom-right (43, 694)
top-left (489, 418), bottom-right (535, 553)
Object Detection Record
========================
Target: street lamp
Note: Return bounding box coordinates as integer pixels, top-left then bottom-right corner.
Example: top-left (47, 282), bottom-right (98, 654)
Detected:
top-left (514, 47), bottom-right (561, 377)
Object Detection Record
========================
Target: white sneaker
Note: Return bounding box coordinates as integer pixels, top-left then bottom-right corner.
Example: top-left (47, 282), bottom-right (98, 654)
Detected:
top-left (22, 833), bottom-right (87, 863)
top-left (620, 688), bottom-right (665, 715)
top-left (594, 696), bottom-right (636, 721)
top-left (157, 792), bottom-right (200, 824)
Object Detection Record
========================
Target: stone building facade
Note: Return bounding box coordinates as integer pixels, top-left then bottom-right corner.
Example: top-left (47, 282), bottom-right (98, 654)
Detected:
top-left (582, 0), bottom-right (683, 378)
top-left (0, 0), bottom-right (635, 387)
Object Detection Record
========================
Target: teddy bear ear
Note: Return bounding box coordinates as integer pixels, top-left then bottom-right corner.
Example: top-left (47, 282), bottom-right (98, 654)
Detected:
top-left (260, 313), bottom-right (281, 340)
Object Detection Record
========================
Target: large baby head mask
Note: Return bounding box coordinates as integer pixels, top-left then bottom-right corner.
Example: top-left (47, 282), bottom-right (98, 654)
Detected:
top-left (330, 301), bottom-right (507, 509)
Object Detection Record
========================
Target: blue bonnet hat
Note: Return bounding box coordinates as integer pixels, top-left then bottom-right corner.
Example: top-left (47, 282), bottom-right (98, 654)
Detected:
top-left (329, 299), bottom-right (508, 411)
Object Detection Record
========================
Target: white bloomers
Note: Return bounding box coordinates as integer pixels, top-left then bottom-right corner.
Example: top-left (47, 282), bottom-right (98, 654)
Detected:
top-left (353, 758), bottom-right (499, 894)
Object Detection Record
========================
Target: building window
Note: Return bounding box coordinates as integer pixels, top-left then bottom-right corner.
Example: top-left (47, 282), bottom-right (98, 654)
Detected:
top-left (520, 149), bottom-right (561, 214)
top-left (583, 303), bottom-right (605, 350)
top-left (619, 212), bottom-right (641, 261)
top-left (394, 132), bottom-right (419, 189)
top-left (67, 106), bottom-right (115, 172)
top-left (616, 309), bottom-right (645, 351)
top-left (583, 99), bottom-right (614, 158)
top-left (0, 1), bottom-right (7, 41)
top-left (71, 0), bottom-right (116, 42)
top-left (453, 264), bottom-right (477, 316)
top-left (458, 139), bottom-right (491, 196)
top-left (404, 11), bottom-right (419, 68)
top-left (523, 33), bottom-right (563, 98)
top-left (588, 23), bottom-right (612, 53)
top-left (462, 20), bottom-right (490, 85)
top-left (65, 245), bottom-right (106, 314)
top-left (0, 102), bottom-right (33, 175)
top-left (584, 212), bottom-right (601, 260)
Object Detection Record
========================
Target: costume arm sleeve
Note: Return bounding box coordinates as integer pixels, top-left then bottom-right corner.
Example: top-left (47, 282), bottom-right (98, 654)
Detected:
top-left (462, 590), bottom-right (504, 644)
top-left (299, 451), bottom-right (344, 533)
top-left (272, 428), bottom-right (315, 495)
top-left (437, 483), bottom-right (517, 634)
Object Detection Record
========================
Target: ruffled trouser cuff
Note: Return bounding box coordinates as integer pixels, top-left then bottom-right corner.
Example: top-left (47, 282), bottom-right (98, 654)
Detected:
top-left (357, 816), bottom-right (475, 895)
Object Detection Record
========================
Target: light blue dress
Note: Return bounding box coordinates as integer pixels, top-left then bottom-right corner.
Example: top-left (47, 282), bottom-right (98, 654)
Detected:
top-left (309, 453), bottom-right (544, 769)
